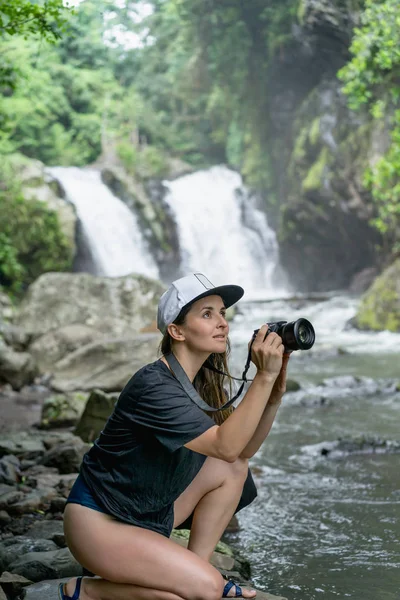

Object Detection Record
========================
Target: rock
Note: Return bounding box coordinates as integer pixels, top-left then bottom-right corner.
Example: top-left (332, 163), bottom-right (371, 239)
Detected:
top-left (30, 325), bottom-right (103, 374)
top-left (74, 389), bottom-right (118, 442)
top-left (0, 455), bottom-right (21, 485)
top-left (0, 538), bottom-right (58, 572)
top-left (285, 379), bottom-right (301, 392)
top-left (354, 259), bottom-right (400, 332)
top-left (16, 272), bottom-right (165, 339)
top-left (38, 437), bottom-right (90, 474)
top-left (50, 334), bottom-right (160, 393)
top-left (0, 340), bottom-right (38, 390)
top-left (348, 267), bottom-right (378, 294)
top-left (0, 571), bottom-right (33, 598)
top-left (0, 434), bottom-right (45, 460)
top-left (40, 392), bottom-right (89, 429)
top-left (13, 154), bottom-right (77, 255)
top-left (0, 324), bottom-right (31, 351)
top-left (26, 520), bottom-right (65, 546)
top-left (7, 488), bottom-right (57, 516)
top-left (7, 547), bottom-right (81, 582)
top-left (0, 510), bottom-right (11, 525)
top-left (101, 168), bottom-right (181, 283)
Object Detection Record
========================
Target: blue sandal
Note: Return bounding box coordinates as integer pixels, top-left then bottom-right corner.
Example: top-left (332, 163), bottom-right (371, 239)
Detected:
top-left (58, 577), bottom-right (82, 600)
top-left (222, 578), bottom-right (245, 598)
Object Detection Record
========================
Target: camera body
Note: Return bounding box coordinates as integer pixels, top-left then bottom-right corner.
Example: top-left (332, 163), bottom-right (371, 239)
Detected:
top-left (257, 318), bottom-right (315, 351)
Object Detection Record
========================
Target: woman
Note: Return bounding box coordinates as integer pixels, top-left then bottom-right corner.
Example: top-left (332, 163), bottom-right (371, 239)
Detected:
top-left (61, 272), bottom-right (290, 600)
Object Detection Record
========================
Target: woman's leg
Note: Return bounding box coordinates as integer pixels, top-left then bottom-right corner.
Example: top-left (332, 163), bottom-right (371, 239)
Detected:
top-left (63, 503), bottom-right (223, 600)
top-left (173, 456), bottom-right (249, 562)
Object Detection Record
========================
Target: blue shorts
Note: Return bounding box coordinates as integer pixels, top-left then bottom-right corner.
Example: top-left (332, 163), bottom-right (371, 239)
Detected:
top-left (66, 474), bottom-right (109, 515)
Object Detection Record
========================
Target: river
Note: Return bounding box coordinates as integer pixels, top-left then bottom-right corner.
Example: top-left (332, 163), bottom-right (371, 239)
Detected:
top-left (226, 293), bottom-right (400, 600)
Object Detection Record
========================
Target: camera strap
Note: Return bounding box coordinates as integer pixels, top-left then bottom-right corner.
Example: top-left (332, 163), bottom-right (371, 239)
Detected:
top-left (164, 329), bottom-right (258, 412)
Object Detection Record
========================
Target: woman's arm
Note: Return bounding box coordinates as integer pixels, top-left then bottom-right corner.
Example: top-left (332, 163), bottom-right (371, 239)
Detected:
top-left (239, 353), bottom-right (291, 459)
top-left (185, 326), bottom-right (284, 462)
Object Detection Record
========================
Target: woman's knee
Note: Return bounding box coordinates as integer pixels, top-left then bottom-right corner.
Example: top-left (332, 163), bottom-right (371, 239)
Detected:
top-left (229, 456), bottom-right (249, 482)
top-left (196, 570), bottom-right (224, 600)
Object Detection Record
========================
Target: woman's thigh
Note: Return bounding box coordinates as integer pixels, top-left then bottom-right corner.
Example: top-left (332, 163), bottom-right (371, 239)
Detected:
top-left (173, 456), bottom-right (248, 529)
top-left (63, 503), bottom-right (223, 598)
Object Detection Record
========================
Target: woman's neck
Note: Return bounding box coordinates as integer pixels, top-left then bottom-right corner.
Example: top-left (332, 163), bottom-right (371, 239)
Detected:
top-left (161, 346), bottom-right (210, 382)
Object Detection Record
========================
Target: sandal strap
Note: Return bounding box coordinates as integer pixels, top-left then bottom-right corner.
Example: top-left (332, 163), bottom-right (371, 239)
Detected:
top-left (59, 577), bottom-right (82, 600)
top-left (223, 580), bottom-right (243, 598)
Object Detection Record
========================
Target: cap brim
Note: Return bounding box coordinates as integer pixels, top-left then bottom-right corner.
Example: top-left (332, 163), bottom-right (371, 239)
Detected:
top-left (182, 284), bottom-right (244, 312)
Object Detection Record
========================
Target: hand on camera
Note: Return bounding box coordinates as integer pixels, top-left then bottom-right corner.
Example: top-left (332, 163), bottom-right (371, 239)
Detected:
top-left (249, 324), bottom-right (285, 380)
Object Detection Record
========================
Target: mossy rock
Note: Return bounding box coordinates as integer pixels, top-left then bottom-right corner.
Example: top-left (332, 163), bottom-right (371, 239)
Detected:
top-left (354, 259), bottom-right (400, 332)
top-left (171, 529), bottom-right (234, 556)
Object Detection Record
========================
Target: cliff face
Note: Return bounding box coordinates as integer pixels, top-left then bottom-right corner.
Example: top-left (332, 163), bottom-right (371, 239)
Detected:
top-left (265, 0), bottom-right (386, 291)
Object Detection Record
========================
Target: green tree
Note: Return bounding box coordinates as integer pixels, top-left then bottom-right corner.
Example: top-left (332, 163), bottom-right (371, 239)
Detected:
top-left (338, 0), bottom-right (400, 251)
top-left (0, 0), bottom-right (70, 42)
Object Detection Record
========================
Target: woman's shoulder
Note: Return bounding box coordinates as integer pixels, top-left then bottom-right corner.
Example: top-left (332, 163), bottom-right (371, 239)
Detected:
top-left (123, 359), bottom-right (176, 395)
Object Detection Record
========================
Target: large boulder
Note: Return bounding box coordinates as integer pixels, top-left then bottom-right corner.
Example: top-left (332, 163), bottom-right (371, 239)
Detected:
top-left (15, 272), bottom-right (165, 339)
top-left (29, 324), bottom-right (103, 373)
top-left (74, 389), bottom-right (119, 442)
top-left (50, 334), bottom-right (161, 392)
top-left (353, 259), bottom-right (400, 332)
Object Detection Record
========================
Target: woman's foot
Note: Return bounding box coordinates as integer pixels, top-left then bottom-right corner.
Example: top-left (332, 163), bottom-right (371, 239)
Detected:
top-left (223, 578), bottom-right (257, 598)
top-left (61, 578), bottom-right (90, 600)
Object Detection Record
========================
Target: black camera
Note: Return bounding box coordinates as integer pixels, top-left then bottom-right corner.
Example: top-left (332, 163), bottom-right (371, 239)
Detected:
top-left (255, 318), bottom-right (315, 351)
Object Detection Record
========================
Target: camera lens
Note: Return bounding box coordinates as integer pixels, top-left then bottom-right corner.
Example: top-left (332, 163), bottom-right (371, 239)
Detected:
top-left (279, 318), bottom-right (315, 351)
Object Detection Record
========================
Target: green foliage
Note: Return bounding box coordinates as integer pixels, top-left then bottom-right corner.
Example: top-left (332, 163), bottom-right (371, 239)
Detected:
top-left (338, 0), bottom-right (400, 250)
top-left (0, 157), bottom-right (73, 294)
top-left (0, 0), bottom-right (71, 41)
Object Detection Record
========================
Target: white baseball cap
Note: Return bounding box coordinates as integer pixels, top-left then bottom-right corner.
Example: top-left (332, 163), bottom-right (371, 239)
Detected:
top-left (157, 272), bottom-right (244, 334)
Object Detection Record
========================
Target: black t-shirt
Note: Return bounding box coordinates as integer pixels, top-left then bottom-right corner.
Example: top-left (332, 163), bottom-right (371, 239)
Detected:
top-left (80, 359), bottom-right (215, 537)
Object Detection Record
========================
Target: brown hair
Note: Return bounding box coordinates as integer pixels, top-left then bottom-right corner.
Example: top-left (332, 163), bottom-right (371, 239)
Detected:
top-left (158, 306), bottom-right (234, 426)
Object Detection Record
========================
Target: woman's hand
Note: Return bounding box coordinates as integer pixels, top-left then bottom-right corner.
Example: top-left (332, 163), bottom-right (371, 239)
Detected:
top-left (269, 352), bottom-right (291, 404)
top-left (249, 324), bottom-right (285, 380)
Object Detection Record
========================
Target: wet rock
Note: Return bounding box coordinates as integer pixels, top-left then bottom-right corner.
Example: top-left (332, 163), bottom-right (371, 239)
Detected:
top-left (0, 537), bottom-right (58, 572)
top-left (317, 436), bottom-right (400, 457)
top-left (7, 487), bottom-right (57, 516)
top-left (74, 389), bottom-right (118, 442)
top-left (0, 510), bottom-right (11, 526)
top-left (38, 437), bottom-right (90, 474)
top-left (354, 258), bottom-right (400, 332)
top-left (50, 334), bottom-right (160, 393)
top-left (286, 379), bottom-right (301, 392)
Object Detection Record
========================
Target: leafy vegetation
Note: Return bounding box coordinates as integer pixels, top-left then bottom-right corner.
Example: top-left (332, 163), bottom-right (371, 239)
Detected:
top-left (0, 156), bottom-right (73, 294)
top-left (338, 0), bottom-right (400, 252)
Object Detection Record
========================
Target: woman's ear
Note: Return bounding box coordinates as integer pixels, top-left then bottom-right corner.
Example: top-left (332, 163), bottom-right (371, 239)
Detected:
top-left (167, 323), bottom-right (185, 341)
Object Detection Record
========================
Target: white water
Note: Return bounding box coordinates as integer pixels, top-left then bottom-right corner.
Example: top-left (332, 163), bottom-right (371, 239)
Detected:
top-left (163, 166), bottom-right (281, 293)
top-left (47, 167), bottom-right (159, 279)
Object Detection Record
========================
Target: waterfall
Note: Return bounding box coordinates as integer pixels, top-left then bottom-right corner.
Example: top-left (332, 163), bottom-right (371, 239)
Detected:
top-left (47, 167), bottom-right (159, 279)
top-left (163, 166), bottom-right (280, 293)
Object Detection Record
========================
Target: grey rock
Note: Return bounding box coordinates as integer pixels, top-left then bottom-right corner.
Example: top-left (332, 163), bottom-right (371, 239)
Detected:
top-left (40, 392), bottom-right (89, 429)
top-left (0, 434), bottom-right (45, 460)
top-left (50, 334), bottom-right (160, 393)
top-left (0, 538), bottom-right (58, 572)
top-left (0, 571), bottom-right (33, 597)
top-left (0, 341), bottom-right (37, 390)
top-left (7, 487), bottom-right (57, 516)
top-left (75, 389), bottom-right (118, 442)
top-left (26, 520), bottom-right (65, 546)
top-left (8, 547), bottom-right (81, 582)
top-left (0, 455), bottom-right (21, 485)
top-left (39, 437), bottom-right (90, 474)
top-left (16, 272), bottom-right (164, 339)
top-left (30, 325), bottom-right (103, 374)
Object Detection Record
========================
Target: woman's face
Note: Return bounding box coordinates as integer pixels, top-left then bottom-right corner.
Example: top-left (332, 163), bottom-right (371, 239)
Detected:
top-left (178, 294), bottom-right (229, 354)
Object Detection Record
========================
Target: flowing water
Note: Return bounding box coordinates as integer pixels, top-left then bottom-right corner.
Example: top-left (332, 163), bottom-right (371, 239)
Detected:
top-left (226, 294), bottom-right (400, 600)
top-left (47, 167), bottom-right (159, 278)
top-left (163, 166), bottom-right (279, 289)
